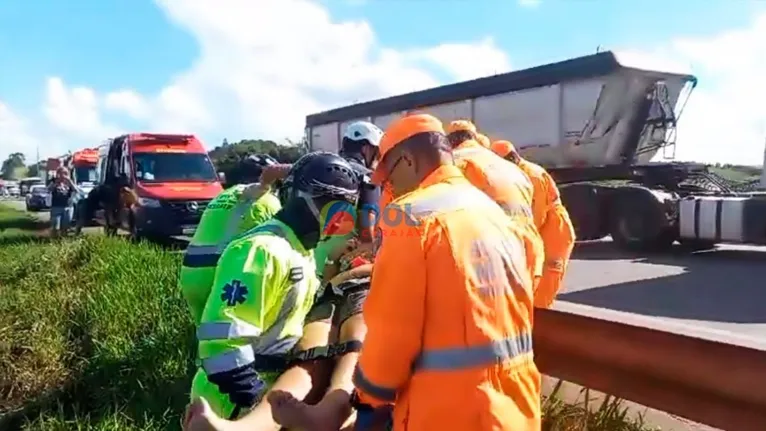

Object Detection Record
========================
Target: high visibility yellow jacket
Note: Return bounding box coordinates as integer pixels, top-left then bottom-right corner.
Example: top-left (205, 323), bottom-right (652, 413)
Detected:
top-left (192, 219), bottom-right (319, 418)
top-left (179, 185), bottom-right (281, 324)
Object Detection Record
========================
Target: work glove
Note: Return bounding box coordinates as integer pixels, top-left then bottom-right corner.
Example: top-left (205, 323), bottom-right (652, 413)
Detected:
top-left (205, 363), bottom-right (267, 411)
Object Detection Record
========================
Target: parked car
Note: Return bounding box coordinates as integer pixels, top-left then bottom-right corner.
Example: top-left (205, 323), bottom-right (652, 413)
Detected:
top-left (26, 185), bottom-right (51, 211)
top-left (5, 184), bottom-right (20, 197)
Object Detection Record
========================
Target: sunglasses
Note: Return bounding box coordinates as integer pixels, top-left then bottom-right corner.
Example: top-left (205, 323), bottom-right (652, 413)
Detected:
top-left (382, 154), bottom-right (405, 181)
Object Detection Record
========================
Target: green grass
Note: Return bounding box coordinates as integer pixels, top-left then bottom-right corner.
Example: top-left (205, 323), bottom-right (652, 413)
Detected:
top-left (0, 204), bottom-right (663, 430)
top-left (0, 204), bottom-right (49, 244)
top-left (0, 206), bottom-right (193, 430)
top-left (709, 165), bottom-right (761, 183)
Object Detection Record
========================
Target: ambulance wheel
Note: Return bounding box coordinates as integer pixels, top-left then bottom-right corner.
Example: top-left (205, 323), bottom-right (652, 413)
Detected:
top-left (128, 217), bottom-right (143, 243)
top-left (103, 213), bottom-right (118, 237)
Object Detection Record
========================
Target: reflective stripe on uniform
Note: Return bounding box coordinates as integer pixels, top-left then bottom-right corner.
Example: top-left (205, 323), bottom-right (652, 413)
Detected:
top-left (198, 222), bottom-right (305, 374)
top-left (197, 318), bottom-right (263, 341)
top-left (412, 332), bottom-right (532, 371)
top-left (403, 184), bottom-right (506, 219)
top-left (248, 280), bottom-right (302, 356)
top-left (545, 258), bottom-right (565, 272)
top-left (182, 200), bottom-right (256, 269)
top-left (183, 244), bottom-right (223, 268)
top-left (453, 146), bottom-right (534, 219)
top-left (202, 343), bottom-right (255, 375)
top-left (352, 367), bottom-right (397, 402)
top-left (403, 187), bottom-right (532, 371)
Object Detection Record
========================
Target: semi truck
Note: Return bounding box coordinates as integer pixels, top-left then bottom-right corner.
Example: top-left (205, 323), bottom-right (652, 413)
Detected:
top-left (305, 51), bottom-right (766, 251)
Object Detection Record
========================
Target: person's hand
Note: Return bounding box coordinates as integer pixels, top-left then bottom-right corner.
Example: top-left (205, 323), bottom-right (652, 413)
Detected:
top-left (330, 265), bottom-right (373, 286)
top-left (259, 164), bottom-right (291, 186)
top-left (340, 242), bottom-right (373, 262)
top-left (183, 398), bottom-right (231, 431)
top-left (328, 237), bottom-right (359, 262)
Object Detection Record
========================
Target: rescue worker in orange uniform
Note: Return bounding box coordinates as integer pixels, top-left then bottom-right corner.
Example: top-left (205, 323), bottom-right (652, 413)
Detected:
top-left (445, 120), bottom-right (544, 291)
top-left (265, 114), bottom-right (542, 431)
top-left (491, 139), bottom-right (575, 308)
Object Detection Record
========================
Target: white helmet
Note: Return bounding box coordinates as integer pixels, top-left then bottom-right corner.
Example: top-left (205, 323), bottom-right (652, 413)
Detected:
top-left (343, 121), bottom-right (383, 147)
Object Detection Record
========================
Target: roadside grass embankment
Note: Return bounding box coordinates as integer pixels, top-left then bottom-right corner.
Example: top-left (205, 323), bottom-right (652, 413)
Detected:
top-left (0, 204), bottom-right (659, 431)
top-left (0, 204), bottom-right (49, 246)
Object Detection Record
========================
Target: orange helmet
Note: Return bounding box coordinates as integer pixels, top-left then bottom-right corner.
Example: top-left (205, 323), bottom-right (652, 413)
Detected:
top-left (491, 140), bottom-right (516, 158)
top-left (476, 134), bottom-right (491, 148)
top-left (446, 120), bottom-right (477, 135)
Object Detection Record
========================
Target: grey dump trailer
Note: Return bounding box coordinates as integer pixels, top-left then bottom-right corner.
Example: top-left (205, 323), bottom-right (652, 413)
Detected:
top-left (305, 51), bottom-right (766, 251)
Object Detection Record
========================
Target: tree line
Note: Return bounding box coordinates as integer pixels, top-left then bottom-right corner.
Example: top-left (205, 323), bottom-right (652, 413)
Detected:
top-left (0, 138), bottom-right (309, 182)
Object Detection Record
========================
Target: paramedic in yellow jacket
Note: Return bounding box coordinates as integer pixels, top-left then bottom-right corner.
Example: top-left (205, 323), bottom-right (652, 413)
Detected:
top-left (179, 154), bottom-right (282, 325)
top-left (188, 152), bottom-right (362, 425)
top-left (491, 139), bottom-right (576, 308)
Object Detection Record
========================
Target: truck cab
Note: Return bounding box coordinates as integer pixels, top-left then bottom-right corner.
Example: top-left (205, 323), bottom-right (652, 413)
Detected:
top-left (90, 133), bottom-right (223, 241)
top-left (70, 148), bottom-right (99, 197)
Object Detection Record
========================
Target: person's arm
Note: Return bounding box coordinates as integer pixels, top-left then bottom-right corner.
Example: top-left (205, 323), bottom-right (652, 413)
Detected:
top-left (259, 164), bottom-right (292, 186)
top-left (320, 238), bottom-right (360, 284)
top-left (534, 173), bottom-right (575, 309)
top-left (230, 278), bottom-right (336, 431)
top-left (329, 263), bottom-right (372, 286)
top-left (355, 182), bottom-right (380, 244)
top-left (195, 242), bottom-right (284, 420)
top-left (353, 223), bottom-right (427, 407)
top-left (242, 191), bottom-right (281, 232)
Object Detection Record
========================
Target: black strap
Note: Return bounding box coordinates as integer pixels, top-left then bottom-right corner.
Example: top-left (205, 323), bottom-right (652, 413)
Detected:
top-left (290, 340), bottom-right (363, 364)
top-left (252, 354), bottom-right (289, 371)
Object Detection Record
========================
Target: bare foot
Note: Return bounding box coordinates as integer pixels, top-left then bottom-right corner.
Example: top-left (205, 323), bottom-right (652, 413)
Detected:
top-left (268, 391), bottom-right (342, 431)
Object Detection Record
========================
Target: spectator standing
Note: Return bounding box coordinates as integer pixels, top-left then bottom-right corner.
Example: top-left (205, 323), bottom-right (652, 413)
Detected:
top-left (48, 167), bottom-right (79, 238)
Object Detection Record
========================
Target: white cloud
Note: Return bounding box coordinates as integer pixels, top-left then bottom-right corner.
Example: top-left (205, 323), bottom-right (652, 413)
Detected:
top-left (104, 90), bottom-right (150, 119)
top-left (409, 37), bottom-right (512, 81)
top-left (0, 101), bottom-right (39, 164)
top-left (518, 0), bottom-right (541, 8)
top-left (31, 0), bottom-right (510, 150)
top-left (616, 14), bottom-right (766, 165)
top-left (43, 77), bottom-right (122, 140)
top-left (2, 0), bottom-right (765, 168)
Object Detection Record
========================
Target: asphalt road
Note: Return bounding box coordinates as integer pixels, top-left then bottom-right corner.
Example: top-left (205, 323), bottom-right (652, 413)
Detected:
top-left (560, 241), bottom-right (766, 338)
top-left (5, 198), bottom-right (766, 339)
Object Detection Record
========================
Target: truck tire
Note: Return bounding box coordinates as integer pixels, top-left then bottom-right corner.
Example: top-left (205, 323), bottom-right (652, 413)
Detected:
top-left (560, 183), bottom-right (606, 241)
top-left (609, 186), bottom-right (675, 252)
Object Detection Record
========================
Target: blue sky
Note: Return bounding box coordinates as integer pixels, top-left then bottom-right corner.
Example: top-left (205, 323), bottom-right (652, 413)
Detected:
top-left (1, 0), bottom-right (765, 165)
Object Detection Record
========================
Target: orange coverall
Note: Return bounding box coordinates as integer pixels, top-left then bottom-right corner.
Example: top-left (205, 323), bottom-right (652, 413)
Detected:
top-left (516, 157), bottom-right (575, 308)
top-left (452, 139), bottom-right (544, 286)
top-left (353, 165), bottom-right (542, 431)
top-left (490, 139), bottom-right (575, 308)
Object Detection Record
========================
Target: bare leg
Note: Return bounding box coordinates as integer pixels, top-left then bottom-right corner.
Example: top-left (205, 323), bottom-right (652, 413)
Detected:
top-left (270, 313), bottom-right (367, 431)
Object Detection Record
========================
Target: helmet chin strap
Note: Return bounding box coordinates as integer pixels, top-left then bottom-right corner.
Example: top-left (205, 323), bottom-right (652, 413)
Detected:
top-left (296, 190), bottom-right (321, 222)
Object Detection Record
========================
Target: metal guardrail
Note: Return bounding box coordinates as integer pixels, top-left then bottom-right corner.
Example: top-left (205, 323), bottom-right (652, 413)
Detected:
top-left (535, 302), bottom-right (766, 431)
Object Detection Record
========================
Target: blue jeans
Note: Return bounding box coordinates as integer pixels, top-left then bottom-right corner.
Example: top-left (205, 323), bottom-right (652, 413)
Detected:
top-left (50, 206), bottom-right (74, 232)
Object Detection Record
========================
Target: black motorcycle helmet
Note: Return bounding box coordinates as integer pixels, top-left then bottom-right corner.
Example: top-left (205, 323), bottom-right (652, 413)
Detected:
top-left (278, 152), bottom-right (360, 221)
top-left (236, 154), bottom-right (276, 183)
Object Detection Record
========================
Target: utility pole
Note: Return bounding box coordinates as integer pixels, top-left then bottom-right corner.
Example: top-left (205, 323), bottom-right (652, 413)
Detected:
top-left (760, 136), bottom-right (766, 189)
